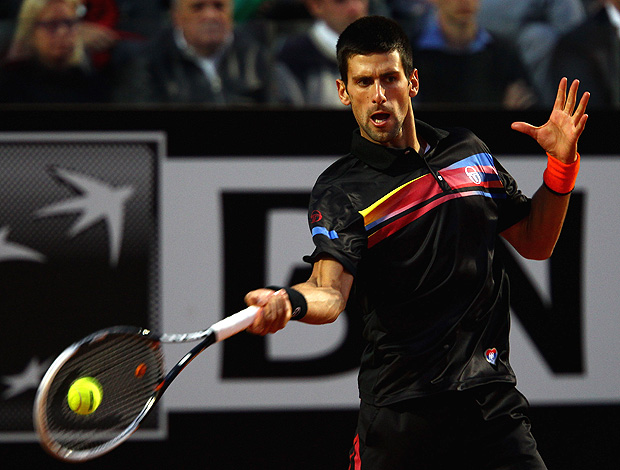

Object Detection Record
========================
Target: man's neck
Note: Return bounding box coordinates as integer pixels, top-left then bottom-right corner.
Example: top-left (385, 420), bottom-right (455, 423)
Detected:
top-left (404, 110), bottom-right (420, 152)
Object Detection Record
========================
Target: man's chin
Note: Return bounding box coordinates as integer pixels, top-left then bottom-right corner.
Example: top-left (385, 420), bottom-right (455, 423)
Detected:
top-left (364, 128), bottom-right (397, 146)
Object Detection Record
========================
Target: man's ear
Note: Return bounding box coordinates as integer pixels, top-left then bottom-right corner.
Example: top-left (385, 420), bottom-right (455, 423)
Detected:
top-left (337, 79), bottom-right (351, 106)
top-left (409, 69), bottom-right (420, 98)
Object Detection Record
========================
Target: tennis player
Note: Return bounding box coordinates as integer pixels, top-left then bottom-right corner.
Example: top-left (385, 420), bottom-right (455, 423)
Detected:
top-left (245, 15), bottom-right (589, 469)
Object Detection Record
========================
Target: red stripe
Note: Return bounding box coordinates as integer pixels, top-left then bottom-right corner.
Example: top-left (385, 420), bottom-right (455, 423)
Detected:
top-left (348, 433), bottom-right (361, 470)
top-left (363, 174), bottom-right (440, 228)
top-left (448, 179), bottom-right (504, 191)
top-left (367, 189), bottom-right (497, 248)
top-left (367, 192), bottom-right (457, 248)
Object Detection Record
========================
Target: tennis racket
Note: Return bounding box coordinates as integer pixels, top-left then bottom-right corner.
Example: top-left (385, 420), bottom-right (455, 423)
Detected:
top-left (33, 305), bottom-right (260, 462)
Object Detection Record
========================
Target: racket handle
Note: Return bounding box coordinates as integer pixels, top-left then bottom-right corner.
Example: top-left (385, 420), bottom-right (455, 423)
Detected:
top-left (210, 305), bottom-right (260, 342)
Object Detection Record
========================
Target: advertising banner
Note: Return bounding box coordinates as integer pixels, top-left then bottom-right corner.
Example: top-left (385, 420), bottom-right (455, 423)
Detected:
top-left (0, 133), bottom-right (164, 442)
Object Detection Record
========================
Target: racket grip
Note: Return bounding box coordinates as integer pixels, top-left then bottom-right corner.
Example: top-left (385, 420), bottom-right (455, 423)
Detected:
top-left (211, 305), bottom-right (260, 342)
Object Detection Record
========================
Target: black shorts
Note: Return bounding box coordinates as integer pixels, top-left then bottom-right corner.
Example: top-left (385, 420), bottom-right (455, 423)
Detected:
top-left (349, 383), bottom-right (547, 470)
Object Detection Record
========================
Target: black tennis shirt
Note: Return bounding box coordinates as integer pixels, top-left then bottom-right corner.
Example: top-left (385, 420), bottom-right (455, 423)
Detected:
top-left (304, 120), bottom-right (532, 406)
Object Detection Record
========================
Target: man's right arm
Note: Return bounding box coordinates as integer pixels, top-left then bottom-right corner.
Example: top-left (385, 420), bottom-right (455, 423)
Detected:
top-left (244, 255), bottom-right (354, 336)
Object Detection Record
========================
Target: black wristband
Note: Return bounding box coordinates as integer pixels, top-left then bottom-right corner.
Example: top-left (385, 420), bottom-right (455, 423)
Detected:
top-left (265, 285), bottom-right (308, 320)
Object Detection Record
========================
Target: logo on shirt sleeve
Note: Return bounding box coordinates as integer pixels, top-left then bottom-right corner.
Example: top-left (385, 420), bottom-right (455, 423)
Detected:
top-left (310, 210), bottom-right (322, 223)
top-left (309, 210), bottom-right (338, 239)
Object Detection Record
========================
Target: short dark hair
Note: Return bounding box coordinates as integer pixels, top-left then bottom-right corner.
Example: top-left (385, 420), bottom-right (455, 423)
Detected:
top-left (337, 16), bottom-right (414, 85)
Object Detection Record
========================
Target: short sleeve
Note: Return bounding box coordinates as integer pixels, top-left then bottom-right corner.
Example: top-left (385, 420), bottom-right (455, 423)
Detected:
top-left (302, 183), bottom-right (366, 275)
top-left (494, 156), bottom-right (532, 233)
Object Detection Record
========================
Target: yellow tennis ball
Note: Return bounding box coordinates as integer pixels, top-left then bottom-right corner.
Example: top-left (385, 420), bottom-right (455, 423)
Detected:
top-left (67, 377), bottom-right (103, 415)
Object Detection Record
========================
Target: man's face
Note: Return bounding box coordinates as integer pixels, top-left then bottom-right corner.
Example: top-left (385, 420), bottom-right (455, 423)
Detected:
top-left (307, 0), bottom-right (368, 34)
top-left (173, 0), bottom-right (233, 56)
top-left (337, 51), bottom-right (418, 148)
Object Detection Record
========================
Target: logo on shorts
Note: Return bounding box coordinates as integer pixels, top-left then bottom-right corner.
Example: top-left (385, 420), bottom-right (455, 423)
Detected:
top-left (485, 348), bottom-right (498, 365)
top-left (465, 166), bottom-right (482, 185)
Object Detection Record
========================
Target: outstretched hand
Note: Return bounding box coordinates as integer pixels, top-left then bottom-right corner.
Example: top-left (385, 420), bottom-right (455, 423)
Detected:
top-left (511, 78), bottom-right (589, 164)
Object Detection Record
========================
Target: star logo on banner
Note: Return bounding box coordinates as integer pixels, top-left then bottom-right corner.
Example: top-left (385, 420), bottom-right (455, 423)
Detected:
top-left (0, 227), bottom-right (45, 263)
top-left (1, 357), bottom-right (51, 400)
top-left (35, 167), bottom-right (135, 267)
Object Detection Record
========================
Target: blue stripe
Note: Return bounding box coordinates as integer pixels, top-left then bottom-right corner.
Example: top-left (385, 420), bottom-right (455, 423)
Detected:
top-left (312, 227), bottom-right (339, 239)
top-left (466, 190), bottom-right (507, 199)
top-left (445, 153), bottom-right (495, 170)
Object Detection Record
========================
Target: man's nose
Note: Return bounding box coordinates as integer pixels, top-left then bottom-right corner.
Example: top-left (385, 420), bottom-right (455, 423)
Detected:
top-left (372, 81), bottom-right (387, 104)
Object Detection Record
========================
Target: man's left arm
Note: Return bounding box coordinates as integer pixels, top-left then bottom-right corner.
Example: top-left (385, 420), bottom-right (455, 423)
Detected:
top-left (501, 77), bottom-right (589, 260)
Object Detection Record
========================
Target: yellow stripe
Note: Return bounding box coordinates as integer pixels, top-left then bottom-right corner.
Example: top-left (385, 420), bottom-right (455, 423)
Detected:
top-left (358, 174), bottom-right (427, 220)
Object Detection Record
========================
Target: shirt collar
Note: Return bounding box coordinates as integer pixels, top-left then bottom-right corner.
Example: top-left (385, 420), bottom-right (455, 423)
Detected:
top-left (351, 120), bottom-right (447, 171)
top-left (416, 13), bottom-right (492, 53)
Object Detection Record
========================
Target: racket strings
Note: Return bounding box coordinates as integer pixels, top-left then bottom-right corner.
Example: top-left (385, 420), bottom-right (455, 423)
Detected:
top-left (40, 332), bottom-right (165, 454)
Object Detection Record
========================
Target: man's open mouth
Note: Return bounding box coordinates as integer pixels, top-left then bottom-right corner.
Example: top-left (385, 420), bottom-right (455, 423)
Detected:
top-left (371, 112), bottom-right (390, 124)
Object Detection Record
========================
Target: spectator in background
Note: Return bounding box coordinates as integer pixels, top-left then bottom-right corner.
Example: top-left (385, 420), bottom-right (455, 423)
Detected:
top-left (276, 0), bottom-right (368, 108)
top-left (409, 0), bottom-right (537, 109)
top-left (79, 0), bottom-right (122, 69)
top-left (549, 0), bottom-right (620, 108)
top-left (113, 0), bottom-right (301, 105)
top-left (81, 0), bottom-right (120, 67)
top-left (478, 0), bottom-right (586, 105)
top-left (78, 0), bottom-right (146, 71)
top-left (0, 0), bottom-right (109, 103)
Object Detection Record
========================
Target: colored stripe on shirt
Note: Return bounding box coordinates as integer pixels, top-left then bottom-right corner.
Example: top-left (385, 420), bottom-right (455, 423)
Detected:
top-left (312, 226), bottom-right (339, 239)
top-left (360, 153), bottom-right (506, 248)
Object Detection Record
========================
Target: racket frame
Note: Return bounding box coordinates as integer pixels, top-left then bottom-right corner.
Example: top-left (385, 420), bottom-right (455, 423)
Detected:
top-left (33, 305), bottom-right (259, 462)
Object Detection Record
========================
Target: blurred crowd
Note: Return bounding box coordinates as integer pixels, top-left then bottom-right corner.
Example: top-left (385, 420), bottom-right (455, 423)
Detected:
top-left (0, 0), bottom-right (616, 108)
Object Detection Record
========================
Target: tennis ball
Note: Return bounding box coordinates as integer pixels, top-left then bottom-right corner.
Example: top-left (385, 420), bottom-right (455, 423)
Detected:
top-left (67, 377), bottom-right (103, 415)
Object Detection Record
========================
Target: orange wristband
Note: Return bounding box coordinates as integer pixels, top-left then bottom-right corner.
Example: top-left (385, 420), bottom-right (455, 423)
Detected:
top-left (543, 152), bottom-right (580, 195)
